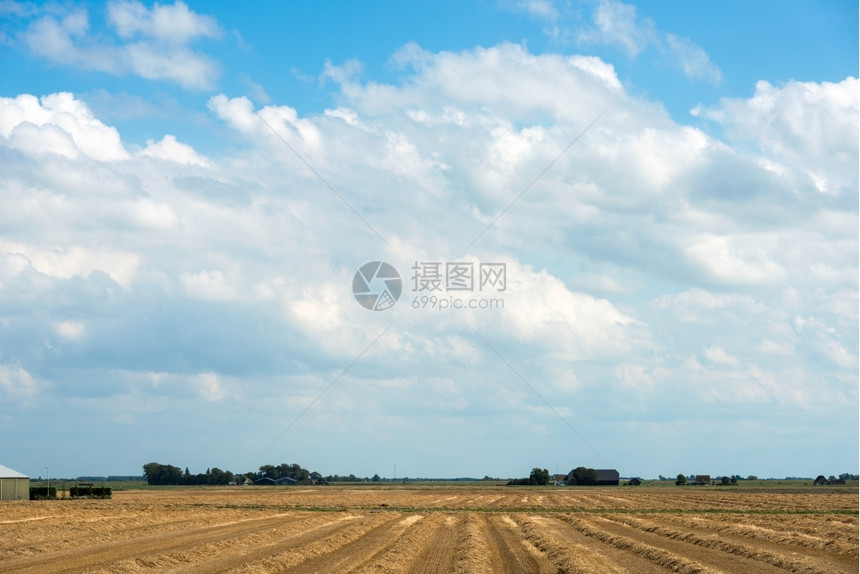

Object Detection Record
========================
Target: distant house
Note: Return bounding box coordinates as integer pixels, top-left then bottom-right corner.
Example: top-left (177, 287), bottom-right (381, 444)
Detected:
top-left (552, 474), bottom-right (567, 485)
top-left (563, 468), bottom-right (620, 485)
top-left (814, 475), bottom-right (846, 486)
top-left (628, 477), bottom-right (642, 486)
top-left (0, 464), bottom-right (29, 501)
top-left (275, 477), bottom-right (298, 485)
top-left (254, 477), bottom-right (276, 486)
top-left (596, 469), bottom-right (620, 486)
top-left (695, 474), bottom-right (711, 485)
top-left (242, 477), bottom-right (253, 486)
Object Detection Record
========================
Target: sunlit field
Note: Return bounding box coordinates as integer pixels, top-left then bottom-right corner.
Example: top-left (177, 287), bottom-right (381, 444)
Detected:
top-left (1, 485), bottom-right (856, 573)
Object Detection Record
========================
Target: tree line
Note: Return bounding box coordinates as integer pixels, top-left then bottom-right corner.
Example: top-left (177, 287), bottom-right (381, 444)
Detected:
top-left (508, 466), bottom-right (600, 486)
top-left (142, 462), bottom-right (390, 486)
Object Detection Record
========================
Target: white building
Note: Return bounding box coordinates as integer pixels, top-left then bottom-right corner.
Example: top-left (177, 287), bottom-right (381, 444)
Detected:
top-left (0, 464), bottom-right (29, 500)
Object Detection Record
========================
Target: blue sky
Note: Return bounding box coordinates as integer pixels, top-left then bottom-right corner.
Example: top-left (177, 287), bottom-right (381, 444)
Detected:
top-left (0, 0), bottom-right (856, 480)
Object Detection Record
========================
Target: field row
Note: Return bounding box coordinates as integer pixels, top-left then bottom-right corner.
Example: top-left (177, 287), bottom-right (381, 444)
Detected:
top-left (78, 486), bottom-right (860, 512)
top-left (0, 488), bottom-right (856, 573)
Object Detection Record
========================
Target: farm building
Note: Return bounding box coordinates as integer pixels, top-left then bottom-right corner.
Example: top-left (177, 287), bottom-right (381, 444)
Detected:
top-left (563, 468), bottom-right (621, 485)
top-left (695, 475), bottom-right (711, 485)
top-left (0, 464), bottom-right (29, 500)
top-left (596, 469), bottom-right (620, 486)
top-left (628, 477), bottom-right (642, 486)
top-left (814, 475), bottom-right (846, 486)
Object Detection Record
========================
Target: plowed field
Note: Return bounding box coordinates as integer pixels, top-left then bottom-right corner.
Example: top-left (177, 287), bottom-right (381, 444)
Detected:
top-left (0, 486), bottom-right (856, 573)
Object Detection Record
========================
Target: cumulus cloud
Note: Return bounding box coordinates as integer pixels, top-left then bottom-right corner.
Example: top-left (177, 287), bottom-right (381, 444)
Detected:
top-left (140, 134), bottom-right (211, 166)
top-left (0, 36), bottom-right (854, 475)
top-left (693, 77), bottom-right (858, 194)
top-left (0, 240), bottom-right (139, 288)
top-left (18, 1), bottom-right (220, 90)
top-left (0, 93), bottom-right (129, 160)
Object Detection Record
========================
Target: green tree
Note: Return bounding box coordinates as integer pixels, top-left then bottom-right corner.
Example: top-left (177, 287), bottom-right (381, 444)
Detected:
top-left (676, 474), bottom-right (687, 485)
top-left (258, 465), bottom-right (277, 480)
top-left (142, 462), bottom-right (183, 485)
top-left (529, 468), bottom-right (550, 485)
top-left (720, 476), bottom-right (730, 485)
top-left (210, 467), bottom-right (226, 485)
top-left (572, 467), bottom-right (598, 486)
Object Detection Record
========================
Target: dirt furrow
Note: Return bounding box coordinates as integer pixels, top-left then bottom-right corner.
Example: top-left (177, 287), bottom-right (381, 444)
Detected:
top-left (482, 514), bottom-right (555, 573)
top-left (0, 514), bottom-right (211, 559)
top-left (158, 513), bottom-right (364, 573)
top-left (512, 514), bottom-right (668, 573)
top-left (652, 513), bottom-right (859, 558)
top-left (408, 514), bottom-right (462, 574)
top-left (273, 512), bottom-right (411, 573)
top-left (559, 514), bottom-right (802, 574)
top-left (350, 513), bottom-right (462, 574)
top-left (598, 513), bottom-right (859, 574)
top-left (0, 511), bottom-right (310, 573)
top-left (451, 513), bottom-right (494, 574)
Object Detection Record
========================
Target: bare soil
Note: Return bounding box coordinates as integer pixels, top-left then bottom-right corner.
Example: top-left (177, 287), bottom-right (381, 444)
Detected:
top-left (0, 486), bottom-right (856, 573)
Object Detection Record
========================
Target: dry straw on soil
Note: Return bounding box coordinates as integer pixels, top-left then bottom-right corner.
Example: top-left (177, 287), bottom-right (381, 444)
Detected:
top-left (0, 486), bottom-right (856, 573)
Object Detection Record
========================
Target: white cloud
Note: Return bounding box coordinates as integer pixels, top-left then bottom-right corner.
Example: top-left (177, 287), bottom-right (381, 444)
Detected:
top-left (0, 240), bottom-right (139, 288)
top-left (694, 78), bottom-right (858, 195)
top-left (180, 270), bottom-right (237, 301)
top-left (664, 33), bottom-right (722, 84)
top-left (758, 339), bottom-right (794, 356)
top-left (107, 0), bottom-right (218, 44)
top-left (581, 0), bottom-right (655, 57)
top-left (0, 36), bottom-right (854, 477)
top-left (653, 289), bottom-right (767, 324)
top-left (569, 55), bottom-right (623, 91)
top-left (191, 372), bottom-right (226, 401)
top-left (536, 0), bottom-right (724, 83)
top-left (140, 134), bottom-right (211, 166)
top-left (20, 1), bottom-right (220, 90)
top-left (703, 346), bottom-right (740, 367)
top-left (519, 0), bottom-right (558, 21)
top-left (0, 93), bottom-right (129, 160)
top-left (684, 234), bottom-right (786, 286)
top-left (0, 364), bottom-right (38, 399)
top-left (130, 198), bottom-right (181, 230)
top-left (55, 320), bottom-right (85, 340)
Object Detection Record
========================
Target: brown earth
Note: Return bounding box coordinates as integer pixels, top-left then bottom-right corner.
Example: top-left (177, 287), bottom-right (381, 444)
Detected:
top-left (0, 486), bottom-right (856, 573)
